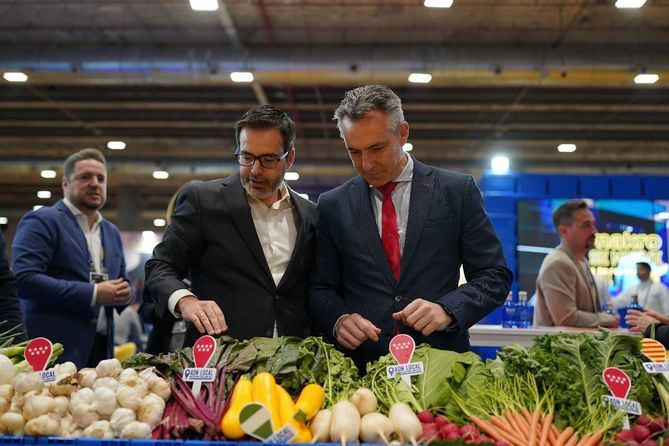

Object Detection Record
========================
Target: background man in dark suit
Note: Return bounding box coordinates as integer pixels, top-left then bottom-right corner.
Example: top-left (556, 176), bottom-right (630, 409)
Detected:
top-left (145, 105), bottom-right (316, 345)
top-left (13, 148), bottom-right (131, 367)
top-left (0, 231), bottom-right (27, 342)
top-left (309, 84), bottom-right (512, 368)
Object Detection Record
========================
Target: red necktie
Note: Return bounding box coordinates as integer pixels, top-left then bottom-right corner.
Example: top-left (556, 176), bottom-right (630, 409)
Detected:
top-left (378, 182), bottom-right (401, 280)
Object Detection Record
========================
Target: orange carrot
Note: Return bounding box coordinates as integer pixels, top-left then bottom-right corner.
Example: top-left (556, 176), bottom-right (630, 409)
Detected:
top-left (565, 432), bottom-right (579, 446)
top-left (505, 409), bottom-right (522, 435)
top-left (469, 415), bottom-right (526, 446)
top-left (539, 413), bottom-right (553, 446)
top-left (576, 435), bottom-right (590, 446)
top-left (555, 427), bottom-right (575, 446)
top-left (528, 408), bottom-right (541, 446)
top-left (513, 411), bottom-right (531, 440)
top-left (581, 429), bottom-right (604, 446)
top-left (490, 416), bottom-right (517, 438)
top-left (548, 424), bottom-right (558, 446)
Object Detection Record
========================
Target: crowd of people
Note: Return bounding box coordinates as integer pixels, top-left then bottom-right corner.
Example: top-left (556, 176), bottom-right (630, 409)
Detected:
top-left (0, 83), bottom-right (667, 369)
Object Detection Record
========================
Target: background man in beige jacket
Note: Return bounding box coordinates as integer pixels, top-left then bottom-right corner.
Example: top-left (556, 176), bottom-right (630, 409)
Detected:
top-left (534, 199), bottom-right (620, 328)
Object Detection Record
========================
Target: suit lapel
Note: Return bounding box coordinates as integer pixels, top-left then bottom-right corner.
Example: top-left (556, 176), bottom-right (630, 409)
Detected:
top-left (560, 244), bottom-right (599, 311)
top-left (398, 161), bottom-right (435, 284)
top-left (349, 177), bottom-right (395, 287)
top-left (220, 175), bottom-right (273, 282)
top-left (56, 201), bottom-right (90, 261)
top-left (277, 188), bottom-right (307, 289)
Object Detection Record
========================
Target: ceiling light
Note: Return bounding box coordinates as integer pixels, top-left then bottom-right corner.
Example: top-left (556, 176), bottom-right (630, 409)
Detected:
top-left (491, 155), bottom-right (510, 175)
top-left (3, 72), bottom-right (28, 82)
top-left (37, 190), bottom-right (51, 199)
top-left (107, 141), bottom-right (126, 150)
top-left (230, 72), bottom-right (254, 83)
top-left (615, 0), bottom-right (646, 8)
top-left (33, 205), bottom-right (43, 211)
top-left (189, 0), bottom-right (219, 11)
top-left (634, 73), bottom-right (659, 84)
top-left (40, 169), bottom-right (57, 179)
top-left (153, 218), bottom-right (166, 227)
top-left (408, 73), bottom-right (432, 84)
top-left (403, 143), bottom-right (413, 152)
top-left (0, 217), bottom-right (7, 225)
top-left (285, 172), bottom-right (300, 181)
top-left (152, 170), bottom-right (169, 180)
top-left (424, 0), bottom-right (453, 7)
top-left (557, 143), bottom-right (577, 153)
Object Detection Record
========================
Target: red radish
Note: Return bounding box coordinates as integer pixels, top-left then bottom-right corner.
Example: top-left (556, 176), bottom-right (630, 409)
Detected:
top-left (627, 441), bottom-right (640, 446)
top-left (434, 415), bottom-right (448, 428)
top-left (632, 425), bottom-right (651, 442)
top-left (445, 431), bottom-right (459, 441)
top-left (615, 429), bottom-right (635, 442)
top-left (640, 440), bottom-right (658, 446)
top-left (418, 411), bottom-right (434, 423)
top-left (637, 415), bottom-right (651, 426)
top-left (440, 422), bottom-right (460, 437)
top-left (647, 419), bottom-right (664, 434)
top-left (496, 441), bottom-right (509, 446)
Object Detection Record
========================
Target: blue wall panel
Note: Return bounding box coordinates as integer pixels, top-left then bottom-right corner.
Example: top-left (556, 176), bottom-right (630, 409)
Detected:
top-left (580, 176), bottom-right (610, 198)
top-left (644, 177), bottom-right (669, 198)
top-left (611, 176), bottom-right (642, 198)
top-left (517, 175), bottom-right (548, 197)
top-left (548, 177), bottom-right (578, 197)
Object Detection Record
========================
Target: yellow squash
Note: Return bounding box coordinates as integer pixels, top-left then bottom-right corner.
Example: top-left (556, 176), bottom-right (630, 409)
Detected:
top-left (294, 383), bottom-right (325, 423)
top-left (276, 383), bottom-right (312, 443)
top-left (251, 372), bottom-right (282, 432)
top-left (221, 376), bottom-right (253, 439)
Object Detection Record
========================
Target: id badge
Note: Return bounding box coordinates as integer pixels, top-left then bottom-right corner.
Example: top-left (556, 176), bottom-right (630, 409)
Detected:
top-left (89, 272), bottom-right (109, 284)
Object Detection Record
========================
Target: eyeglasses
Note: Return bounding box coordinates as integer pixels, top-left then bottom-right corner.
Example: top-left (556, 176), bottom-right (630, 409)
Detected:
top-left (235, 150), bottom-right (289, 169)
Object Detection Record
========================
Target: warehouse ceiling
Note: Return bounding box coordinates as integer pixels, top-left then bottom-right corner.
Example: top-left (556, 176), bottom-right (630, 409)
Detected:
top-left (0, 0), bottom-right (668, 230)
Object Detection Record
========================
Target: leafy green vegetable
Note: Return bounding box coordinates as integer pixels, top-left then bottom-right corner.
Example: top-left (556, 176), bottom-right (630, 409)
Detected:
top-left (124, 336), bottom-right (359, 406)
top-left (493, 329), bottom-right (667, 434)
top-left (363, 344), bottom-right (491, 423)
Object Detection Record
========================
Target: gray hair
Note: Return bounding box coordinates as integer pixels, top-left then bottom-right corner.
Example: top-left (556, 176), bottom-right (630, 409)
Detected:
top-left (333, 84), bottom-right (405, 132)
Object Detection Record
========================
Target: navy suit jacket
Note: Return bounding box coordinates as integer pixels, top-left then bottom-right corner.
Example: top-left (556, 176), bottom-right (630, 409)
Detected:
top-left (309, 159), bottom-right (512, 367)
top-left (12, 200), bottom-right (129, 367)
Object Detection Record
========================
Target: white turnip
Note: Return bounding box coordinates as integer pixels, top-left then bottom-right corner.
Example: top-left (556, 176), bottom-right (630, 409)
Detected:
top-left (329, 401), bottom-right (360, 446)
top-left (309, 409), bottom-right (331, 442)
top-left (360, 412), bottom-right (393, 443)
top-left (389, 402), bottom-right (423, 446)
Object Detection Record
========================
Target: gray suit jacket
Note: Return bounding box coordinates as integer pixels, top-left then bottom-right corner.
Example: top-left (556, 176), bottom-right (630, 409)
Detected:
top-left (145, 175), bottom-right (317, 345)
top-left (534, 243), bottom-right (617, 327)
top-left (309, 159), bottom-right (512, 367)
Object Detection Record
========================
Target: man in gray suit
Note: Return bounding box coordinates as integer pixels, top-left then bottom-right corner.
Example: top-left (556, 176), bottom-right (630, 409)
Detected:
top-left (309, 85), bottom-right (512, 367)
top-left (145, 105), bottom-right (316, 346)
top-left (534, 199), bottom-right (619, 328)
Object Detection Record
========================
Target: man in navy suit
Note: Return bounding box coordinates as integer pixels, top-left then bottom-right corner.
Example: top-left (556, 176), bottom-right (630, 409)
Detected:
top-left (13, 148), bottom-right (131, 367)
top-left (309, 85), bottom-right (512, 368)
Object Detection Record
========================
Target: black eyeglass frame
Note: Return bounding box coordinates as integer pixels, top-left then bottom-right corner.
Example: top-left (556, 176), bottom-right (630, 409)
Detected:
top-left (234, 149), bottom-right (290, 169)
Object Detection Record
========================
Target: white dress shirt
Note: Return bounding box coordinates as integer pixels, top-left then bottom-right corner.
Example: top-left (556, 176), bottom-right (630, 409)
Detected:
top-left (369, 154), bottom-right (413, 254)
top-left (612, 279), bottom-right (669, 314)
top-left (63, 198), bottom-right (106, 332)
top-left (167, 183), bottom-right (298, 320)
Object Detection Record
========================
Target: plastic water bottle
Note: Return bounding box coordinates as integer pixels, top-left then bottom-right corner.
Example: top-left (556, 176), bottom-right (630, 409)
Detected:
top-left (501, 292), bottom-right (516, 328)
top-left (627, 294), bottom-right (644, 312)
top-left (517, 291), bottom-right (532, 329)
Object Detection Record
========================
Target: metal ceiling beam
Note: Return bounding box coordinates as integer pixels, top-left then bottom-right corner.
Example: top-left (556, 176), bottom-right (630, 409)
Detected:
top-left (2, 44), bottom-right (666, 76)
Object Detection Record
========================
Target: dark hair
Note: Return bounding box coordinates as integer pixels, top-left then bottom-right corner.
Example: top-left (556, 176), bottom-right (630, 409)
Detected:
top-left (637, 261), bottom-right (652, 271)
top-left (234, 105), bottom-right (296, 153)
top-left (552, 199), bottom-right (589, 232)
top-left (333, 84), bottom-right (405, 132)
top-left (63, 148), bottom-right (106, 180)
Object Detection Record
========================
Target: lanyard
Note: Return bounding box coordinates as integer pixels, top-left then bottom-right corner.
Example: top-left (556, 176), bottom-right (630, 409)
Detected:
top-left (86, 224), bottom-right (107, 275)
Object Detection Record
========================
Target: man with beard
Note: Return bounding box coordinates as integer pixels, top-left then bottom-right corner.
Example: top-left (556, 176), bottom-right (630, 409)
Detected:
top-left (13, 148), bottom-right (131, 367)
top-left (145, 105), bottom-right (316, 345)
top-left (534, 199), bottom-right (619, 327)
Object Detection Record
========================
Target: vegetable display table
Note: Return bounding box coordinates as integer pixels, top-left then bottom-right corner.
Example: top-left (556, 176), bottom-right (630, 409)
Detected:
top-left (469, 324), bottom-right (637, 347)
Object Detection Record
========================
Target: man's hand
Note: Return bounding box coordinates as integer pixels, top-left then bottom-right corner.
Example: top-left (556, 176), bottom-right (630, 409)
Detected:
top-left (335, 313), bottom-right (381, 350)
top-left (626, 309), bottom-right (658, 333)
top-left (392, 298), bottom-right (451, 336)
top-left (600, 314), bottom-right (621, 329)
top-left (96, 278), bottom-right (132, 306)
top-left (177, 296), bottom-right (228, 336)
top-left (643, 309), bottom-right (669, 325)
